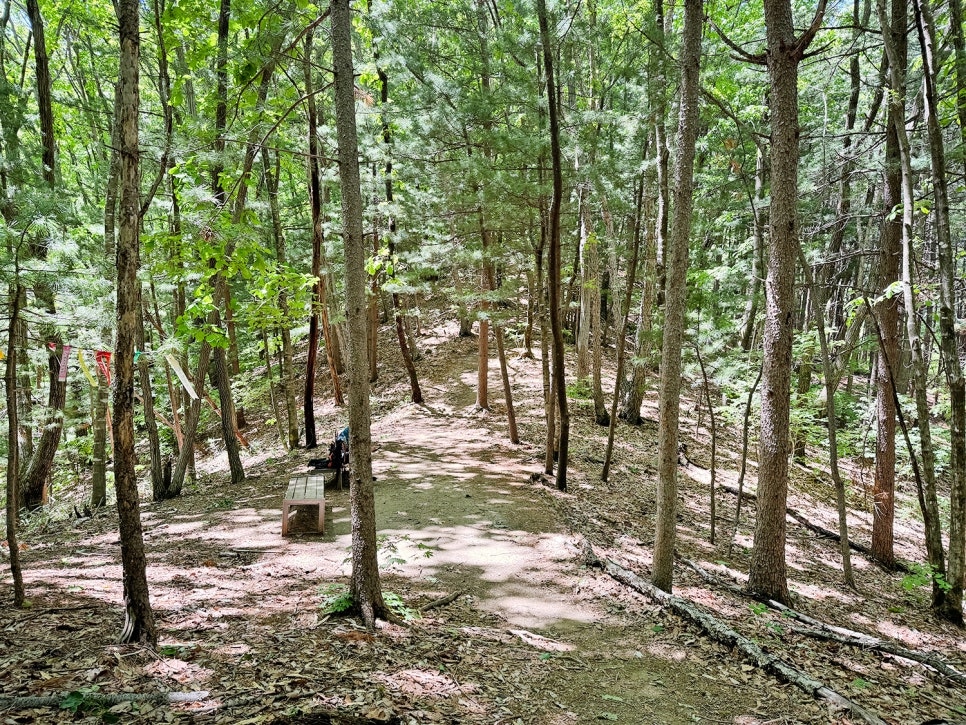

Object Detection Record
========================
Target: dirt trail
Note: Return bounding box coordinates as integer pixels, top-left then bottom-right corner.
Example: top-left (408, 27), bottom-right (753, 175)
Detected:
top-left (308, 400), bottom-right (824, 724)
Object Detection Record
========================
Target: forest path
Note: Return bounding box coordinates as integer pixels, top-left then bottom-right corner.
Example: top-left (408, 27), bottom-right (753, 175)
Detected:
top-left (315, 397), bottom-right (823, 724)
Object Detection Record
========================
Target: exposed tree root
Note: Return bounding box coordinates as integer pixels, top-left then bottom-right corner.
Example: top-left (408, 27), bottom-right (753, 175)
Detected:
top-left (597, 555), bottom-right (888, 725)
top-left (681, 558), bottom-right (966, 688)
top-left (717, 483), bottom-right (912, 573)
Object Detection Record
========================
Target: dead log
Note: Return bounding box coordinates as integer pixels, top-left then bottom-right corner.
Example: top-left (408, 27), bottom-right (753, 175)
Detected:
top-left (600, 556), bottom-right (888, 725)
top-left (681, 558), bottom-right (966, 688)
top-left (717, 483), bottom-right (912, 573)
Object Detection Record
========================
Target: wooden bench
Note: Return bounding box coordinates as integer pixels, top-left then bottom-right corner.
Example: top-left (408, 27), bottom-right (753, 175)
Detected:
top-left (282, 474), bottom-right (330, 536)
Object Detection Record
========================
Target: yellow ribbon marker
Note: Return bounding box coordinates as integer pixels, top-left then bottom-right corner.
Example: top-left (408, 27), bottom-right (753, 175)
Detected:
top-left (77, 350), bottom-right (97, 387)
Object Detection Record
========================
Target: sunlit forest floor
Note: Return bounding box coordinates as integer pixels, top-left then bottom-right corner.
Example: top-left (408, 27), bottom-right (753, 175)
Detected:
top-left (1, 306), bottom-right (964, 723)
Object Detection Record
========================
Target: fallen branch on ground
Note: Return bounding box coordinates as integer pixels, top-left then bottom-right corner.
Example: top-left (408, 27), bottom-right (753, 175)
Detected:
top-left (681, 558), bottom-right (966, 688)
top-left (597, 555), bottom-right (888, 725)
top-left (717, 483), bottom-right (911, 573)
top-left (419, 591), bottom-right (462, 612)
top-left (0, 691), bottom-right (209, 710)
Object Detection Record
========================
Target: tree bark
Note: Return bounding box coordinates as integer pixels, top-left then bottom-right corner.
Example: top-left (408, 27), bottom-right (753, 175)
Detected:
top-left (264, 148), bottom-right (300, 449)
top-left (304, 24), bottom-right (345, 450)
top-left (876, 0), bottom-right (947, 610)
top-left (331, 0), bottom-right (387, 630)
top-left (872, 0), bottom-right (904, 569)
top-left (749, 0), bottom-right (825, 604)
top-left (913, 0), bottom-right (966, 625)
top-left (537, 0), bottom-right (569, 492)
top-left (113, 0), bottom-right (156, 646)
top-left (653, 0), bottom-right (702, 593)
top-left (6, 281), bottom-right (24, 607)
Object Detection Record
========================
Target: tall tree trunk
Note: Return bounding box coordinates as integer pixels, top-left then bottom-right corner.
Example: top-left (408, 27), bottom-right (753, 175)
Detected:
top-left (914, 0), bottom-right (966, 625)
top-left (264, 148), bottom-right (300, 449)
top-left (485, 252), bottom-right (518, 443)
top-left (6, 281), bottom-right (24, 607)
top-left (537, 0), bottom-right (569, 492)
top-left (304, 25), bottom-right (344, 450)
top-left (872, 0), bottom-right (905, 569)
top-left (20, 0), bottom-right (64, 511)
top-left (93, 86), bottom-right (121, 509)
top-left (748, 0), bottom-right (825, 604)
top-left (376, 60), bottom-right (422, 404)
top-left (602, 169), bottom-right (645, 482)
top-left (740, 146), bottom-right (766, 351)
top-left (331, 0), bottom-right (387, 630)
top-left (477, 224), bottom-right (491, 411)
top-left (137, 291), bottom-right (164, 502)
top-left (652, 0), bottom-right (702, 594)
top-left (26, 0), bottom-right (54, 188)
top-left (113, 0), bottom-right (156, 646)
top-left (576, 187), bottom-right (591, 380)
top-left (209, 0), bottom-right (245, 484)
top-left (877, 0), bottom-right (947, 611)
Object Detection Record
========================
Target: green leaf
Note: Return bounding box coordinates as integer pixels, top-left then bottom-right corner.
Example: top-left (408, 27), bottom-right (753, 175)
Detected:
top-left (601, 694), bottom-right (624, 702)
top-left (598, 713), bottom-right (619, 721)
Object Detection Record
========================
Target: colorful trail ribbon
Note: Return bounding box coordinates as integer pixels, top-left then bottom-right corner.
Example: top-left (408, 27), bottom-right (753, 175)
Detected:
top-left (77, 350), bottom-right (97, 387)
top-left (165, 354), bottom-right (198, 400)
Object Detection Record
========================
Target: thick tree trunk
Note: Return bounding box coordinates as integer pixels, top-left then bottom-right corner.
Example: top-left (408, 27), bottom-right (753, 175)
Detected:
top-left (749, 0), bottom-right (824, 604)
top-left (113, 0), bottom-right (156, 646)
top-left (872, 0), bottom-right (905, 569)
top-left (331, 0), bottom-right (387, 630)
top-left (652, 0), bottom-right (702, 594)
top-left (20, 350), bottom-right (66, 510)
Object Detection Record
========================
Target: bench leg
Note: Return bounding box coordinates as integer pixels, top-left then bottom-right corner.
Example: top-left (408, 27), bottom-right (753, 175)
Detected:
top-left (282, 502), bottom-right (291, 536)
top-left (318, 502), bottom-right (325, 534)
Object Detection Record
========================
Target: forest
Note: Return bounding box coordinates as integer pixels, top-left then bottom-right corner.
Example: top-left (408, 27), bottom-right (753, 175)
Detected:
top-left (1, 0), bottom-right (966, 722)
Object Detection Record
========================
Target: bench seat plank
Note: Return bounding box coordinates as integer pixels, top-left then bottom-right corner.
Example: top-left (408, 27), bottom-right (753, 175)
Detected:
top-left (282, 473), bottom-right (330, 536)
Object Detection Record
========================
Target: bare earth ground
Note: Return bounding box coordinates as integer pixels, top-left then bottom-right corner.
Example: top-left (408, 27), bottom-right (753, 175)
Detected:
top-left (1, 313), bottom-right (965, 724)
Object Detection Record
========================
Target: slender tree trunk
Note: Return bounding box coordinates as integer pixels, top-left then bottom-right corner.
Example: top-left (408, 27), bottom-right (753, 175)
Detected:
top-left (264, 148), bottom-right (300, 449)
top-left (137, 291), bottom-right (164, 501)
top-left (653, 0), bottom-right (702, 594)
top-left (602, 170), bottom-right (645, 482)
top-left (877, 0), bottom-right (947, 610)
top-left (304, 25), bottom-right (344, 450)
top-left (209, 0), bottom-right (245, 483)
top-left (914, 0), bottom-right (966, 625)
top-left (740, 146), bottom-right (766, 351)
top-left (477, 224), bottom-right (491, 410)
top-left (576, 187), bottom-right (591, 380)
top-left (6, 281), bottom-right (24, 607)
top-left (113, 0), bottom-right (156, 645)
top-left (331, 0), bottom-right (387, 629)
top-left (376, 61), bottom-right (422, 404)
top-left (801, 255), bottom-right (854, 587)
top-left (537, 0), bottom-right (569, 492)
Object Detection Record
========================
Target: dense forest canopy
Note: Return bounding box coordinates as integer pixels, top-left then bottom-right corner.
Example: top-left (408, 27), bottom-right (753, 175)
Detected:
top-left (2, 0), bottom-right (966, 639)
